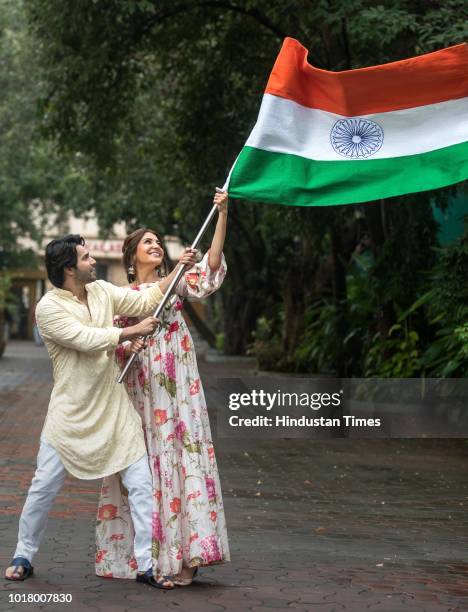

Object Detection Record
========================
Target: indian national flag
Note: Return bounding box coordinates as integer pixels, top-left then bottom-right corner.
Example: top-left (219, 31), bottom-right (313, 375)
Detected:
top-left (224, 38), bottom-right (468, 207)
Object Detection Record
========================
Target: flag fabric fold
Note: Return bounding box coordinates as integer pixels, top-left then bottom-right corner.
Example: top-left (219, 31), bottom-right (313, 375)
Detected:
top-left (224, 38), bottom-right (468, 207)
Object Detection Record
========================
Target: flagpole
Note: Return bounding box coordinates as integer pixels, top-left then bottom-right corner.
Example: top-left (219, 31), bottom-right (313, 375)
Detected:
top-left (117, 200), bottom-right (220, 384)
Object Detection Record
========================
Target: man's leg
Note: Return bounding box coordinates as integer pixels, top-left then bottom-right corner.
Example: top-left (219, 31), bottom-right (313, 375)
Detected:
top-left (6, 437), bottom-right (67, 578)
top-left (120, 453), bottom-right (173, 588)
top-left (119, 453), bottom-right (153, 573)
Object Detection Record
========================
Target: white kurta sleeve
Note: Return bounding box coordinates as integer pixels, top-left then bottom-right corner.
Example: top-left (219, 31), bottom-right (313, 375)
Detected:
top-left (104, 281), bottom-right (164, 317)
top-left (36, 300), bottom-right (121, 352)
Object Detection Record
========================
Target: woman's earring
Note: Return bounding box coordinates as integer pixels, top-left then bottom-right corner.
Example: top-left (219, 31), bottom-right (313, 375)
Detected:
top-left (128, 264), bottom-right (135, 276)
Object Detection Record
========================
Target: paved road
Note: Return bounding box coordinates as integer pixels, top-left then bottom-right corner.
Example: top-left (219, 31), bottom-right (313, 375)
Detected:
top-left (0, 341), bottom-right (467, 611)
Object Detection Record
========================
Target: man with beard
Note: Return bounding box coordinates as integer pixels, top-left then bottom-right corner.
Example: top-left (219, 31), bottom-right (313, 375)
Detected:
top-left (5, 234), bottom-right (197, 589)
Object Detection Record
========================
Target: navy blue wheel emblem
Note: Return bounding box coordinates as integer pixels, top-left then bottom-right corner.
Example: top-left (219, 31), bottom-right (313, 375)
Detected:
top-left (330, 118), bottom-right (383, 159)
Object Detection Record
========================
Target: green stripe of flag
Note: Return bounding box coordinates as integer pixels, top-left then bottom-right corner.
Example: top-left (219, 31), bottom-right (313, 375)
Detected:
top-left (228, 141), bottom-right (468, 206)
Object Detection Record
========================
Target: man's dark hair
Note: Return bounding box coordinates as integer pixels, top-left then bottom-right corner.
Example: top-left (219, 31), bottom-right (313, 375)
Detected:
top-left (45, 235), bottom-right (85, 288)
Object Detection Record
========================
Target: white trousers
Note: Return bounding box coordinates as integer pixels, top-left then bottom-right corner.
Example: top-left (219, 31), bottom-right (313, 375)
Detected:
top-left (14, 437), bottom-right (153, 572)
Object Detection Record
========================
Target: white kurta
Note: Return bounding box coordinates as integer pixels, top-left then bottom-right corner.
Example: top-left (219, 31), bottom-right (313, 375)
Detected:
top-left (35, 280), bottom-right (163, 480)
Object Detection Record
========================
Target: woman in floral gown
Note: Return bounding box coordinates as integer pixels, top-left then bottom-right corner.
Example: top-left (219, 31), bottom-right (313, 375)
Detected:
top-left (95, 191), bottom-right (230, 585)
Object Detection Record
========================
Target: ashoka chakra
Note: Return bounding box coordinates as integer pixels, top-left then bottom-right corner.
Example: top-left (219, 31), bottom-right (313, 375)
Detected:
top-left (330, 118), bottom-right (384, 159)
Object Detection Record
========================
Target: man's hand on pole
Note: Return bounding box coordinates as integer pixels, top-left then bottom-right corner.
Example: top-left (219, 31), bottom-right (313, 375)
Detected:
top-left (119, 316), bottom-right (160, 342)
top-left (125, 336), bottom-right (147, 357)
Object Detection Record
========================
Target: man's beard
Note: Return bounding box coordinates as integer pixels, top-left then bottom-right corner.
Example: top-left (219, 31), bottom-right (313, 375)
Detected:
top-left (76, 268), bottom-right (96, 284)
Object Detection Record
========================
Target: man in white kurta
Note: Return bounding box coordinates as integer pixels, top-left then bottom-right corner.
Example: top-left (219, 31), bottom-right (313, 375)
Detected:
top-left (36, 280), bottom-right (161, 479)
top-left (5, 234), bottom-right (197, 589)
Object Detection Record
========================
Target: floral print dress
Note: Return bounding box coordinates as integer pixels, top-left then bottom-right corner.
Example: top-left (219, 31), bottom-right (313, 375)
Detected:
top-left (95, 252), bottom-right (230, 578)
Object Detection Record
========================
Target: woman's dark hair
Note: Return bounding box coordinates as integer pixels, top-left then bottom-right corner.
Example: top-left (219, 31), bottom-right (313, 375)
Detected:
top-left (45, 234), bottom-right (85, 288)
top-left (122, 228), bottom-right (172, 283)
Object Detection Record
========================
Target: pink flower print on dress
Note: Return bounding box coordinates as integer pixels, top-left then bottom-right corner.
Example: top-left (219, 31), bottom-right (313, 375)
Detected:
top-left (115, 344), bottom-right (126, 366)
top-left (189, 379), bottom-right (200, 395)
top-left (152, 512), bottom-right (164, 542)
top-left (128, 558), bottom-right (138, 570)
top-left (164, 321), bottom-right (180, 341)
top-left (95, 549), bottom-right (107, 563)
top-left (115, 315), bottom-right (130, 327)
top-left (153, 456), bottom-right (161, 476)
top-left (208, 446), bottom-right (215, 462)
top-left (175, 420), bottom-right (187, 442)
top-left (185, 272), bottom-right (199, 287)
top-left (200, 535), bottom-right (221, 563)
top-left (163, 353), bottom-right (176, 380)
top-left (110, 533), bottom-right (124, 541)
top-left (154, 409), bottom-right (168, 425)
top-left (186, 490), bottom-right (201, 502)
top-left (205, 476), bottom-right (217, 502)
top-left (170, 497), bottom-right (181, 513)
top-left (97, 504), bottom-right (118, 521)
top-left (181, 334), bottom-right (191, 352)
top-left (137, 367), bottom-right (146, 388)
top-left (174, 300), bottom-right (183, 311)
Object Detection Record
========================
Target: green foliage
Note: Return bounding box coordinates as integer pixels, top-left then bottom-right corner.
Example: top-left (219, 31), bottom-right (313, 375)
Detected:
top-left (455, 324), bottom-right (468, 357)
top-left (417, 229), bottom-right (468, 376)
top-left (0, 0), bottom-right (94, 264)
top-left (293, 301), bottom-right (341, 374)
top-left (215, 332), bottom-right (225, 352)
top-left (249, 314), bottom-right (285, 371)
top-left (364, 324), bottom-right (421, 377)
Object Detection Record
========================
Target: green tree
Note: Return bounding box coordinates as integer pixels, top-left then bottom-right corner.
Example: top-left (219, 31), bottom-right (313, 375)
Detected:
top-left (0, 0), bottom-right (94, 268)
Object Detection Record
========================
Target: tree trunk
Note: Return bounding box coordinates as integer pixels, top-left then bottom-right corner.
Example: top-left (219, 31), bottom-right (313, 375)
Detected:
top-left (363, 200), bottom-right (394, 338)
top-left (330, 223), bottom-right (348, 377)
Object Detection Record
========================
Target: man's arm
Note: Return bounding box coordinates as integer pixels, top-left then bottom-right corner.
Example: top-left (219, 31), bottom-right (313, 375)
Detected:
top-left (36, 300), bottom-right (159, 353)
top-left (36, 300), bottom-right (121, 353)
top-left (107, 282), bottom-right (164, 318)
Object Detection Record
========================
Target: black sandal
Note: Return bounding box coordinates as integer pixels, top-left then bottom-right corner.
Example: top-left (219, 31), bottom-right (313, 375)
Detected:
top-left (136, 569), bottom-right (174, 590)
top-left (5, 557), bottom-right (34, 581)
